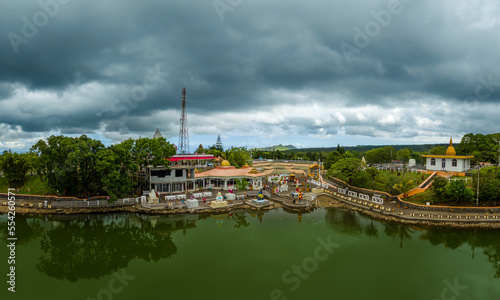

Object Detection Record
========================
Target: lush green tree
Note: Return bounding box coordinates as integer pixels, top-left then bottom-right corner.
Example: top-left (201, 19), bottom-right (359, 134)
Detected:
top-left (195, 144), bottom-right (204, 154)
top-left (364, 146), bottom-right (395, 164)
top-left (384, 174), bottom-right (400, 195)
top-left (132, 137), bottom-right (176, 170)
top-left (477, 180), bottom-right (500, 203)
top-left (396, 148), bottom-right (411, 163)
top-left (393, 179), bottom-right (414, 195)
top-left (343, 151), bottom-right (356, 159)
top-left (234, 178), bottom-right (249, 191)
top-left (472, 169), bottom-right (500, 203)
top-left (446, 180), bottom-right (474, 203)
top-left (365, 167), bottom-right (379, 190)
top-left (336, 144), bottom-right (345, 156)
top-left (457, 132), bottom-right (500, 164)
top-left (432, 176), bottom-right (448, 200)
top-left (207, 148), bottom-right (223, 158)
top-left (31, 135), bottom-right (105, 197)
top-left (364, 148), bottom-right (383, 164)
top-left (323, 151), bottom-right (342, 170)
top-left (429, 146), bottom-right (446, 155)
top-left (410, 150), bottom-right (423, 165)
top-left (351, 171), bottom-right (371, 188)
top-left (327, 158), bottom-right (363, 185)
top-left (224, 147), bottom-right (251, 168)
top-left (0, 150), bottom-right (35, 186)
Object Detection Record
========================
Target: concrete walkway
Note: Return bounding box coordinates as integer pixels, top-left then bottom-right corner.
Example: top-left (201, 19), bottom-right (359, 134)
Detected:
top-left (319, 177), bottom-right (500, 224)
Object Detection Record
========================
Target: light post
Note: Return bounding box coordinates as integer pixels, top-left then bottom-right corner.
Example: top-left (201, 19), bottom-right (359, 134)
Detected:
top-left (476, 165), bottom-right (481, 206)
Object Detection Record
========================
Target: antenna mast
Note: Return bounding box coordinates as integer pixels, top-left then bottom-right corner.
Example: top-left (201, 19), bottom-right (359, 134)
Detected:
top-left (178, 87), bottom-right (189, 154)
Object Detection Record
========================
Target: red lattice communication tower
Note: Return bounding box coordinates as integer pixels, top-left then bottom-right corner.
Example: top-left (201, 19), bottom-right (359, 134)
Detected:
top-left (178, 87), bottom-right (189, 154)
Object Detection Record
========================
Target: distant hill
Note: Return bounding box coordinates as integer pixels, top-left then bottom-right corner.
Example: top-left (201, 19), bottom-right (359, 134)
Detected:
top-left (251, 144), bottom-right (297, 151)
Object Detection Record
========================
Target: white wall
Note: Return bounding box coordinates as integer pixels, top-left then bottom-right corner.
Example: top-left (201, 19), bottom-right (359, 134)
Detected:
top-left (425, 157), bottom-right (469, 172)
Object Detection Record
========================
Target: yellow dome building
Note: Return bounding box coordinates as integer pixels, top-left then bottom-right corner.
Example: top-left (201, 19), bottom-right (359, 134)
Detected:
top-left (221, 160), bottom-right (231, 167)
top-left (422, 137), bottom-right (473, 174)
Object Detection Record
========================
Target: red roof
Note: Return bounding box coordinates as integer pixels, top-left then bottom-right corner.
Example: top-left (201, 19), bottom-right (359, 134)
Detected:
top-left (167, 155), bottom-right (215, 162)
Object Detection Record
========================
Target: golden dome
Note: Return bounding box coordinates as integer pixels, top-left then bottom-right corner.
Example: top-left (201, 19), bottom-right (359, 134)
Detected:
top-left (221, 160), bottom-right (231, 167)
top-left (446, 137), bottom-right (456, 156)
top-left (249, 167), bottom-right (259, 174)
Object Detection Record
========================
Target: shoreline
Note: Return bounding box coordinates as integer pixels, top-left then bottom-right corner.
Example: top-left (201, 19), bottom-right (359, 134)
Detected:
top-left (2, 194), bottom-right (500, 229)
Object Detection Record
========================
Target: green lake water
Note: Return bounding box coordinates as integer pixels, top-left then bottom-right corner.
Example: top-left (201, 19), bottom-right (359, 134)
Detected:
top-left (1, 208), bottom-right (500, 300)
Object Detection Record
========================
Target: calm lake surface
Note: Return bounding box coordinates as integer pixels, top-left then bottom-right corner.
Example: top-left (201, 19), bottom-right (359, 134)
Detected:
top-left (1, 208), bottom-right (500, 300)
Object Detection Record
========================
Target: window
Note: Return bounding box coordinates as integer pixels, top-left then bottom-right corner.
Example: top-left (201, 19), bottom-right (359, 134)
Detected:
top-left (151, 170), bottom-right (170, 178)
top-left (441, 158), bottom-right (446, 169)
top-left (430, 158), bottom-right (436, 166)
top-left (452, 159), bottom-right (457, 167)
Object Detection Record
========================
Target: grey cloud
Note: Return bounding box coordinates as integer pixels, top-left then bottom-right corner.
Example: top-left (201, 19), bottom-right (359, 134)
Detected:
top-left (0, 0), bottom-right (499, 149)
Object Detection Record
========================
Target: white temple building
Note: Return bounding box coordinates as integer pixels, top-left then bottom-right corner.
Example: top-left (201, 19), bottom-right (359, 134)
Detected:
top-left (422, 138), bottom-right (473, 174)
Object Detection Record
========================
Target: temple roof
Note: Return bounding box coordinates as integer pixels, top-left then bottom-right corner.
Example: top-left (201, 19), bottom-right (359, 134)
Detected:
top-left (195, 166), bottom-right (273, 178)
top-left (446, 137), bottom-right (456, 156)
top-left (422, 137), bottom-right (474, 159)
top-left (153, 128), bottom-right (163, 139)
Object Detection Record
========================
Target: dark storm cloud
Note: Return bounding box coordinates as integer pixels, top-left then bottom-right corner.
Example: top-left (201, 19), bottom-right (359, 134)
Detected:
top-left (0, 0), bottom-right (499, 148)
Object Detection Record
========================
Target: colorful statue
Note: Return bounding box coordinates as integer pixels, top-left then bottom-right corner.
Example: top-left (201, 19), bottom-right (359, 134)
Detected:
top-left (229, 187), bottom-right (233, 193)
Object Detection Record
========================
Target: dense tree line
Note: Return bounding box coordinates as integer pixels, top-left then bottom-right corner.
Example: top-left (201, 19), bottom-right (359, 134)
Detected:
top-left (457, 133), bottom-right (500, 164)
top-left (0, 135), bottom-right (176, 200)
top-left (199, 145), bottom-right (252, 168)
top-left (30, 135), bottom-right (175, 199)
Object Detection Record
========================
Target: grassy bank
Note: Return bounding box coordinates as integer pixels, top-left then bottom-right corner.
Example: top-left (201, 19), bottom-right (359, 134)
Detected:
top-left (0, 175), bottom-right (57, 195)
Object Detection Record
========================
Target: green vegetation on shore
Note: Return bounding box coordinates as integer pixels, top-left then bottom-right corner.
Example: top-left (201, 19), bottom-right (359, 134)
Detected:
top-left (1, 135), bottom-right (176, 201)
top-left (325, 157), bottom-right (429, 195)
top-left (405, 168), bottom-right (500, 206)
top-left (1, 175), bottom-right (56, 195)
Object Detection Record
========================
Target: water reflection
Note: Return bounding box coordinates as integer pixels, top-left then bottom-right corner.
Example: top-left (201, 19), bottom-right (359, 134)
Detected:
top-left (233, 212), bottom-right (250, 228)
top-left (2, 208), bottom-right (500, 283)
top-left (420, 227), bottom-right (500, 279)
top-left (36, 214), bottom-right (179, 282)
top-left (325, 208), bottom-right (500, 278)
top-left (384, 222), bottom-right (414, 248)
top-left (325, 208), bottom-right (365, 235)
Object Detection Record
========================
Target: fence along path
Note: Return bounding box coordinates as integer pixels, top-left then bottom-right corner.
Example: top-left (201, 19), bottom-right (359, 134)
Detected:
top-left (46, 198), bottom-right (138, 208)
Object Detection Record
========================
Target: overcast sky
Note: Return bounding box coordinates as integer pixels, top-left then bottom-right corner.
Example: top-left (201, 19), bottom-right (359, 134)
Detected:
top-left (1, 0), bottom-right (499, 152)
